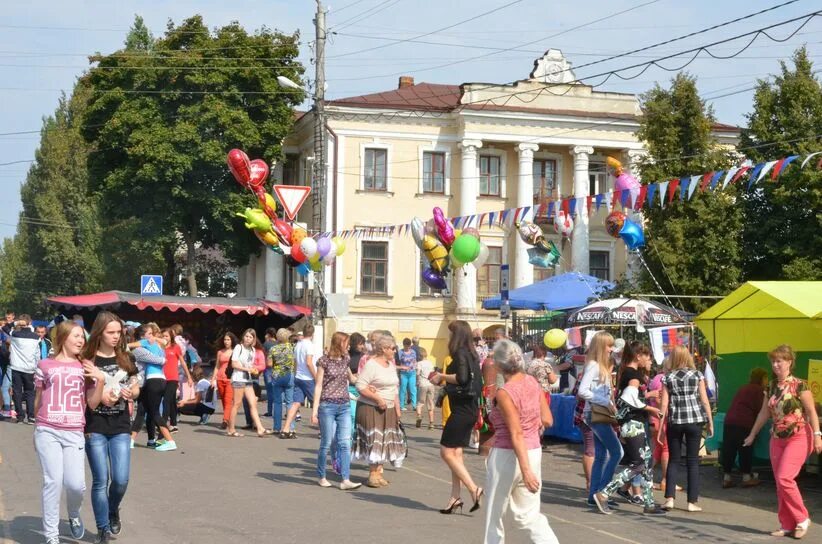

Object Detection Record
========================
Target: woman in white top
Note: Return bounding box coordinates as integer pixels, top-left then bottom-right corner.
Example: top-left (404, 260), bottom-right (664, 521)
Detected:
top-left (353, 332), bottom-right (406, 488)
top-left (576, 332), bottom-right (623, 513)
top-left (227, 329), bottom-right (273, 437)
top-left (415, 347), bottom-right (438, 430)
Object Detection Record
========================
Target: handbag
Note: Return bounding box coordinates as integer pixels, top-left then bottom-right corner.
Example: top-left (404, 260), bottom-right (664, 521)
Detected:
top-left (445, 353), bottom-right (480, 400)
top-left (590, 403), bottom-right (617, 425)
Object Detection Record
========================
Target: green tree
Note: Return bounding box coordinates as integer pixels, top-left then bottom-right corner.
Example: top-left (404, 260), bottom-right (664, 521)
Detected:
top-left (81, 15), bottom-right (304, 295)
top-left (0, 88), bottom-right (103, 315)
top-left (636, 73), bottom-right (743, 313)
top-left (741, 47), bottom-right (822, 280)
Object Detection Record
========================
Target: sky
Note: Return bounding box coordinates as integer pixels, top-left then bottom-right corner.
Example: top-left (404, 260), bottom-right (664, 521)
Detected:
top-left (1, 0), bottom-right (820, 241)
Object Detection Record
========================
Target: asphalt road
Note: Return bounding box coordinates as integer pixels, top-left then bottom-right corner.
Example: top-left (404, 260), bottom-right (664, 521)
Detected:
top-left (1, 405), bottom-right (820, 544)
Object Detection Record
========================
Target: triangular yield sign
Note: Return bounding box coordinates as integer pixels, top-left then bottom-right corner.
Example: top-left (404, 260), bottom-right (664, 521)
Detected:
top-left (272, 185), bottom-right (311, 221)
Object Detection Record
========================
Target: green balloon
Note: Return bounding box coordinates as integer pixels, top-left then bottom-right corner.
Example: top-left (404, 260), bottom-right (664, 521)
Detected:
top-left (451, 233), bottom-right (481, 263)
top-left (310, 259), bottom-right (323, 272)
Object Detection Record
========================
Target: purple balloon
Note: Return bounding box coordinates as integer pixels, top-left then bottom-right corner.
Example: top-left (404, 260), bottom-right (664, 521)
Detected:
top-left (422, 267), bottom-right (448, 290)
top-left (317, 236), bottom-right (333, 257)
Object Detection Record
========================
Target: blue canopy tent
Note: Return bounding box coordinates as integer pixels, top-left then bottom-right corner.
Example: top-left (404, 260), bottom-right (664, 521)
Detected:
top-left (482, 272), bottom-right (614, 311)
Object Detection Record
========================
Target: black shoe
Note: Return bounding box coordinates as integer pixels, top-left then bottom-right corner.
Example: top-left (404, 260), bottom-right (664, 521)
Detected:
top-left (643, 505), bottom-right (668, 516)
top-left (95, 529), bottom-right (112, 543)
top-left (241, 424), bottom-right (254, 430)
top-left (109, 510), bottom-right (121, 535)
top-left (262, 413), bottom-right (272, 417)
top-left (616, 488), bottom-right (633, 503)
top-left (16, 417), bottom-right (24, 424)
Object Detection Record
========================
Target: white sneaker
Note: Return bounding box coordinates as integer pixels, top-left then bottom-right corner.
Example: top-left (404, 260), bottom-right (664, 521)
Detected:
top-left (340, 480), bottom-right (362, 490)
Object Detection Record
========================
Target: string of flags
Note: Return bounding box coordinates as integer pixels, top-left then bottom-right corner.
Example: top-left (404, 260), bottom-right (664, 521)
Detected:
top-left (320, 151), bottom-right (821, 239)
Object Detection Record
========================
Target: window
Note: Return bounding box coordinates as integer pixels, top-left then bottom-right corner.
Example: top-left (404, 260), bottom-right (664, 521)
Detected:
top-left (364, 148), bottom-right (387, 191)
top-left (423, 152), bottom-right (445, 193)
top-left (361, 241), bottom-right (388, 294)
top-left (533, 266), bottom-right (555, 282)
top-left (590, 251), bottom-right (610, 281)
top-left (283, 154), bottom-right (300, 185)
top-left (419, 252), bottom-right (452, 296)
top-left (479, 156), bottom-right (501, 196)
top-left (477, 246), bottom-right (503, 298)
top-left (532, 159), bottom-right (557, 205)
top-left (589, 162), bottom-right (607, 196)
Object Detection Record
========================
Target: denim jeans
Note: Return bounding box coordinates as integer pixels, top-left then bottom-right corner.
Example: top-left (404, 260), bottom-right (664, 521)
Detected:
top-left (588, 417), bottom-right (624, 500)
top-left (666, 422), bottom-right (704, 503)
top-left (316, 401), bottom-right (352, 480)
top-left (85, 433), bottom-right (131, 531)
top-left (398, 371), bottom-right (417, 408)
top-left (263, 368), bottom-right (275, 415)
top-left (272, 373), bottom-right (295, 432)
top-left (0, 365), bottom-right (11, 410)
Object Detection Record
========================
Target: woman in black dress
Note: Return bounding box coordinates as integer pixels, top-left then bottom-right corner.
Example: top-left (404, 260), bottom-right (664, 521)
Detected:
top-left (430, 320), bottom-right (483, 514)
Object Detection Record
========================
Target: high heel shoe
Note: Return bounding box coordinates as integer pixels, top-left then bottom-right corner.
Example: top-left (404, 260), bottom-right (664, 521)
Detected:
top-left (439, 498), bottom-right (464, 514)
top-left (470, 487), bottom-right (484, 512)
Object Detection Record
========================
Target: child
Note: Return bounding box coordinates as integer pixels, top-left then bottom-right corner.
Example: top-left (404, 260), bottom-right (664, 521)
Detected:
top-left (34, 321), bottom-right (106, 544)
top-left (177, 365), bottom-right (216, 424)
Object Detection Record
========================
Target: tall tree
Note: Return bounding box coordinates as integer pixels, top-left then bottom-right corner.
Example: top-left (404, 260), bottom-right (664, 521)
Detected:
top-left (81, 15), bottom-right (305, 295)
top-left (0, 88), bottom-right (103, 314)
top-left (741, 47), bottom-right (822, 280)
top-left (636, 73), bottom-right (743, 313)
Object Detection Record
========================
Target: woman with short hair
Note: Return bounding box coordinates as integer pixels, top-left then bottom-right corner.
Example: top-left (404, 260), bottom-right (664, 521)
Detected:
top-left (484, 339), bottom-right (558, 543)
top-left (657, 346), bottom-right (714, 512)
top-left (744, 345), bottom-right (822, 539)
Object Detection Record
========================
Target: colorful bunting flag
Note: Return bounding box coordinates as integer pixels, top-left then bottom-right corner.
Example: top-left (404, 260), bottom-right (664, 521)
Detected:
top-left (646, 183), bottom-right (657, 207)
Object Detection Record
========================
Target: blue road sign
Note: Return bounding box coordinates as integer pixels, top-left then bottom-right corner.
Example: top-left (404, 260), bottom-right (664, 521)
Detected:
top-left (140, 275), bottom-right (163, 296)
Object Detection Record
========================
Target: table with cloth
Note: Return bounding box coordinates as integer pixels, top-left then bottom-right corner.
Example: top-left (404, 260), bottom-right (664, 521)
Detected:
top-left (544, 393), bottom-right (581, 443)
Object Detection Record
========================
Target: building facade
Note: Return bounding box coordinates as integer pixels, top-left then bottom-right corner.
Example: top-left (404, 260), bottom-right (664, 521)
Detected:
top-left (237, 50), bottom-right (738, 360)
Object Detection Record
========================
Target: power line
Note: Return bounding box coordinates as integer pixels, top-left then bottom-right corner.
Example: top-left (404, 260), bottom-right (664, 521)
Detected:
top-left (333, 0), bottom-right (371, 14)
top-left (330, 0), bottom-right (403, 32)
top-left (328, 0), bottom-right (526, 59)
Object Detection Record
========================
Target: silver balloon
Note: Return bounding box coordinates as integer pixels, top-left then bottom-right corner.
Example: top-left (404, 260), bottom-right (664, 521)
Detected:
top-left (473, 242), bottom-right (490, 269)
top-left (411, 217), bottom-right (426, 250)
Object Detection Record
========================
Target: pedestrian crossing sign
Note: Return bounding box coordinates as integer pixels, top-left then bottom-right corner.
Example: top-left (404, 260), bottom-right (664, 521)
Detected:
top-left (140, 275), bottom-right (163, 296)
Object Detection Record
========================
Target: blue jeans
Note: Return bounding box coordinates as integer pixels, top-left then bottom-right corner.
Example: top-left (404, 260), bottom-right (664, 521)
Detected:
top-left (85, 433), bottom-right (131, 531)
top-left (263, 368), bottom-right (275, 415)
top-left (588, 417), bottom-right (624, 500)
top-left (272, 373), bottom-right (295, 432)
top-left (0, 366), bottom-right (11, 409)
top-left (316, 401), bottom-right (352, 480)
top-left (399, 371), bottom-right (417, 408)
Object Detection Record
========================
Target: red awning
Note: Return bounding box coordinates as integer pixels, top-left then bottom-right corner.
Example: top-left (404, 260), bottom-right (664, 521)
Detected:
top-left (47, 291), bottom-right (310, 319)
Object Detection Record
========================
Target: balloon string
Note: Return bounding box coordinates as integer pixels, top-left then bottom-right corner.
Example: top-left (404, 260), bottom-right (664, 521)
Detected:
top-left (635, 251), bottom-right (684, 321)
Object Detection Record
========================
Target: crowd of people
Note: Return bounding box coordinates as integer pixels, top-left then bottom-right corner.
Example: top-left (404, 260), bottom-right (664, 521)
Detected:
top-left (1, 307), bottom-right (821, 543)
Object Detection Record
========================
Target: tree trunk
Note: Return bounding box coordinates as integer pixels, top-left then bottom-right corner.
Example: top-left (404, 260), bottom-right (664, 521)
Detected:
top-left (184, 230), bottom-right (198, 297)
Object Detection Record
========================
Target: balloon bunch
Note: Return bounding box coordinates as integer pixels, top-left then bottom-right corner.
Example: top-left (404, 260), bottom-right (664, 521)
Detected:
top-left (516, 221), bottom-right (561, 268)
top-left (606, 156), bottom-right (640, 192)
top-left (605, 211), bottom-right (645, 251)
top-left (228, 148), bottom-right (347, 274)
top-left (412, 207), bottom-right (488, 290)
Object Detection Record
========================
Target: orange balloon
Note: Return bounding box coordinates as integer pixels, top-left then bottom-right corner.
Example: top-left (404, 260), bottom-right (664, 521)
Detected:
top-left (291, 227), bottom-right (308, 246)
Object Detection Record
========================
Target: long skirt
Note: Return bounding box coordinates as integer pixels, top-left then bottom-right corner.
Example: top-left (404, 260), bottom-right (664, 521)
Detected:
top-left (353, 402), bottom-right (407, 466)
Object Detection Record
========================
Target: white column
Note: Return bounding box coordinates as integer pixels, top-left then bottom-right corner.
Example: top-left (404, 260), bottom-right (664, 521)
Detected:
top-left (455, 139), bottom-right (482, 314)
top-left (263, 250), bottom-right (284, 301)
top-left (570, 146), bottom-right (594, 275)
top-left (515, 143), bottom-right (539, 288)
top-left (254, 253), bottom-right (265, 298)
top-left (245, 257), bottom-right (257, 298)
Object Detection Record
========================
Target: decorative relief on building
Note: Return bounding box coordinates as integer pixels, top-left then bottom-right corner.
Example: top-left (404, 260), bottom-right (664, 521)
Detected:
top-left (529, 49), bottom-right (577, 84)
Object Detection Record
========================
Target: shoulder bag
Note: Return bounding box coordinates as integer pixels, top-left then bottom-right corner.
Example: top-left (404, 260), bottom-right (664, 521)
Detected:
top-left (590, 403), bottom-right (617, 425)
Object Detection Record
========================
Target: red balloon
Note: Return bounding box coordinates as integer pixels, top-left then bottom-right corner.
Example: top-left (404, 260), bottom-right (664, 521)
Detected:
top-left (227, 149), bottom-right (251, 187)
top-left (272, 218), bottom-right (293, 247)
top-left (248, 159), bottom-right (269, 190)
top-left (290, 243), bottom-right (307, 263)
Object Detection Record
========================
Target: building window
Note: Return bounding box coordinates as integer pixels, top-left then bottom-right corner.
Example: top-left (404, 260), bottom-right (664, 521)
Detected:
top-left (477, 246), bottom-right (502, 298)
top-left (533, 266), bottom-right (555, 283)
top-left (364, 148), bottom-right (387, 191)
top-left (533, 159), bottom-right (557, 205)
top-left (589, 162), bottom-right (607, 196)
top-left (479, 156), bottom-right (501, 196)
top-left (283, 154), bottom-right (300, 185)
top-left (361, 241), bottom-right (388, 294)
top-left (419, 253), bottom-right (451, 296)
top-left (423, 151), bottom-right (445, 194)
top-left (590, 250), bottom-right (610, 281)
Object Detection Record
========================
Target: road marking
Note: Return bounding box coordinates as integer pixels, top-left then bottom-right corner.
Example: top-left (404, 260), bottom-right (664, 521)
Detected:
top-left (403, 462), bottom-right (642, 544)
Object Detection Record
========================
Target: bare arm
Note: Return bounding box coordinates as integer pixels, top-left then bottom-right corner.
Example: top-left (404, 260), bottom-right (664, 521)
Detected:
top-left (497, 389), bottom-right (541, 493)
top-left (34, 388), bottom-right (42, 416)
top-left (306, 354), bottom-right (316, 379)
top-left (539, 388), bottom-right (553, 428)
top-left (657, 387), bottom-right (670, 445)
top-left (311, 366), bottom-right (325, 424)
top-left (84, 361), bottom-right (107, 410)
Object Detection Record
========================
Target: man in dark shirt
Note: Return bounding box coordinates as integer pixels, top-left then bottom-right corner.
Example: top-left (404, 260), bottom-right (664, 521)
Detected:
top-left (720, 367), bottom-right (767, 488)
top-left (0, 310), bottom-right (14, 418)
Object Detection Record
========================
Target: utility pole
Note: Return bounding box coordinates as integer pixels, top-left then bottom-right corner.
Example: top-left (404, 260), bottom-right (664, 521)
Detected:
top-left (312, 0), bottom-right (327, 323)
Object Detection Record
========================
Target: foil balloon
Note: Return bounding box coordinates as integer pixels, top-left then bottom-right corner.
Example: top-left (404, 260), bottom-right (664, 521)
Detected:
top-left (516, 221), bottom-right (552, 253)
top-left (272, 218), bottom-right (293, 247)
top-left (316, 236), bottom-right (332, 258)
top-left (462, 227), bottom-right (480, 239)
top-left (421, 267), bottom-right (448, 290)
top-left (554, 211), bottom-right (574, 237)
top-left (432, 207), bottom-right (455, 246)
top-left (258, 193), bottom-right (278, 221)
top-left (332, 236), bottom-right (346, 256)
top-left (301, 237), bottom-right (318, 259)
top-left (607, 156), bottom-right (640, 192)
top-left (527, 242), bottom-right (560, 268)
top-left (606, 156), bottom-right (624, 176)
top-left (451, 233), bottom-right (481, 264)
top-left (410, 217), bottom-right (427, 250)
top-left (254, 230), bottom-right (279, 248)
top-left (605, 211), bottom-right (626, 238)
top-left (619, 218), bottom-right (645, 251)
top-left (236, 208), bottom-right (272, 234)
top-left (474, 243), bottom-right (490, 269)
top-left (422, 235), bottom-right (449, 272)
top-left (227, 149), bottom-right (252, 188)
top-left (247, 159), bottom-right (269, 191)
top-left (290, 243), bottom-right (308, 263)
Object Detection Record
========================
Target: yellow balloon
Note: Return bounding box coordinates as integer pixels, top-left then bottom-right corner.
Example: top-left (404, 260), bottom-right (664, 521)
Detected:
top-left (543, 328), bottom-right (567, 349)
top-left (309, 252), bottom-right (321, 264)
top-left (264, 193), bottom-right (277, 213)
top-left (332, 236), bottom-right (346, 256)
